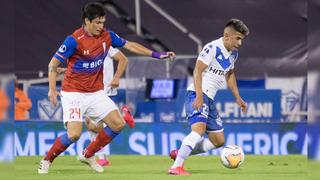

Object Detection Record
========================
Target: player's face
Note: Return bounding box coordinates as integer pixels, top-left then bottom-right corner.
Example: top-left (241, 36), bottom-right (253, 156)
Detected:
top-left (228, 32), bottom-right (245, 51)
top-left (86, 16), bottom-right (106, 36)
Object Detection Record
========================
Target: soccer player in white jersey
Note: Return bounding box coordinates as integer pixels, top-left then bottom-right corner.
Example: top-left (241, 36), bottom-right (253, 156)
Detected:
top-left (168, 19), bottom-right (250, 175)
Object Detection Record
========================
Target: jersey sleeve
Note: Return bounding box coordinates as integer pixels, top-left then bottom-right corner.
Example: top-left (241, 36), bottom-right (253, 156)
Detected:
top-left (53, 36), bottom-right (77, 63)
top-left (109, 31), bottom-right (127, 48)
top-left (108, 46), bottom-right (119, 58)
top-left (197, 43), bottom-right (215, 66)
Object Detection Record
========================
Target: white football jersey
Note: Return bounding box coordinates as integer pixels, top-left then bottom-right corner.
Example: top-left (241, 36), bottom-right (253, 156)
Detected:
top-left (187, 37), bottom-right (238, 100)
top-left (103, 46), bottom-right (119, 96)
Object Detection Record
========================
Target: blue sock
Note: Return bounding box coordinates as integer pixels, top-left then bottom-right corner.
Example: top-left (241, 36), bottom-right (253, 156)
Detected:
top-left (103, 126), bottom-right (119, 138)
top-left (60, 133), bottom-right (74, 147)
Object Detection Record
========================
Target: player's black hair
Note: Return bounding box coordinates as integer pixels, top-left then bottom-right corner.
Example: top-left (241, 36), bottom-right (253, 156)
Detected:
top-left (82, 2), bottom-right (106, 22)
top-left (225, 18), bottom-right (250, 36)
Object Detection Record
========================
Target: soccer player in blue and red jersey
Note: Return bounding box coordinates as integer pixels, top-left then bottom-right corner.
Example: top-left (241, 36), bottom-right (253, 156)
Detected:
top-left (38, 2), bottom-right (175, 174)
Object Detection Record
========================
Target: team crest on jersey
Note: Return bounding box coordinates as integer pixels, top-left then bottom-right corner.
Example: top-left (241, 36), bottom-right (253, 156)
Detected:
top-left (58, 45), bottom-right (67, 53)
top-left (229, 55), bottom-right (236, 62)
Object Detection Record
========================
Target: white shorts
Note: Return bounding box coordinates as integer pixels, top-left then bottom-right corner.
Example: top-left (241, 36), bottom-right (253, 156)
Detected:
top-left (60, 90), bottom-right (118, 126)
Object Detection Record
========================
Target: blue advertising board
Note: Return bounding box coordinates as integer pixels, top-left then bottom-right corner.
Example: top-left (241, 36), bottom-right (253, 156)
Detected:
top-left (215, 90), bottom-right (281, 122)
top-left (28, 85), bottom-right (281, 122)
top-left (10, 121), bottom-right (306, 157)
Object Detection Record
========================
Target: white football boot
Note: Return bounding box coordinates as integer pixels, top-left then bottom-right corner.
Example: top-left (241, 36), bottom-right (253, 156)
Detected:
top-left (77, 154), bottom-right (104, 173)
top-left (38, 159), bottom-right (51, 174)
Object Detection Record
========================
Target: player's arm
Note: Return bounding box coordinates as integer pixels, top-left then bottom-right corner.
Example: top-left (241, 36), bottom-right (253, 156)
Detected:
top-left (48, 57), bottom-right (61, 107)
top-left (225, 69), bottom-right (247, 112)
top-left (109, 50), bottom-right (128, 88)
top-left (85, 117), bottom-right (103, 133)
top-left (124, 41), bottom-right (175, 60)
top-left (192, 60), bottom-right (208, 110)
top-left (49, 36), bottom-right (77, 106)
top-left (108, 30), bottom-right (175, 60)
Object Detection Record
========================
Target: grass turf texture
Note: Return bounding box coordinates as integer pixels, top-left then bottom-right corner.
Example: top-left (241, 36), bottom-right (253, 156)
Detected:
top-left (14, 155), bottom-right (307, 180)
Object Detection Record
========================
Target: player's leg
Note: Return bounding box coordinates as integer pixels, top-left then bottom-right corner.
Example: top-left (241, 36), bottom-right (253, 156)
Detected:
top-left (77, 91), bottom-right (122, 172)
top-left (79, 91), bottom-right (124, 167)
top-left (82, 109), bottom-right (125, 158)
top-left (190, 101), bottom-right (225, 155)
top-left (109, 95), bottom-right (135, 128)
top-left (190, 131), bottom-right (224, 155)
top-left (39, 122), bottom-right (83, 174)
top-left (85, 117), bottom-right (111, 166)
top-left (170, 133), bottom-right (223, 159)
top-left (47, 122), bottom-right (83, 160)
top-left (170, 95), bottom-right (224, 159)
top-left (170, 122), bottom-right (205, 169)
top-left (168, 91), bottom-right (208, 175)
top-left (38, 91), bottom-right (84, 174)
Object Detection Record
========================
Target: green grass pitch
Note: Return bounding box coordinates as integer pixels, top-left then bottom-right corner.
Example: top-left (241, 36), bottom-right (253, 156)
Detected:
top-left (9, 155), bottom-right (309, 180)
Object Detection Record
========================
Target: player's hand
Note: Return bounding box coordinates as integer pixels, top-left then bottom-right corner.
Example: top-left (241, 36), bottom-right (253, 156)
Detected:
top-left (56, 67), bottom-right (66, 74)
top-left (161, 51), bottom-right (176, 61)
top-left (152, 51), bottom-right (176, 61)
top-left (236, 97), bottom-right (247, 112)
top-left (48, 89), bottom-right (60, 107)
top-left (109, 77), bottom-right (120, 88)
top-left (85, 117), bottom-right (100, 133)
top-left (192, 96), bottom-right (204, 111)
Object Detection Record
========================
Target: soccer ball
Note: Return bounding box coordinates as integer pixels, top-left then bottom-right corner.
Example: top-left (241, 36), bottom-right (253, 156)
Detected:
top-left (220, 145), bottom-right (244, 169)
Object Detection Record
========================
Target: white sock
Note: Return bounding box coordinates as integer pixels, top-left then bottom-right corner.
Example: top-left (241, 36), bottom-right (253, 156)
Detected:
top-left (97, 154), bottom-right (106, 160)
top-left (88, 131), bottom-right (97, 141)
top-left (172, 131), bottom-right (202, 168)
top-left (191, 138), bottom-right (216, 155)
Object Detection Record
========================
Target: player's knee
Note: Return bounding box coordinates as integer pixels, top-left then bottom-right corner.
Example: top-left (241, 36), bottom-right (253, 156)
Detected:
top-left (213, 139), bottom-right (225, 148)
top-left (182, 131), bottom-right (202, 149)
top-left (68, 132), bottom-right (81, 141)
top-left (112, 119), bottom-right (126, 132)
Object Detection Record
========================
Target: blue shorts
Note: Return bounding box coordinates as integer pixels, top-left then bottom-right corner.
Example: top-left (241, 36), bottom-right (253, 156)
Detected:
top-left (109, 95), bottom-right (117, 102)
top-left (185, 91), bottom-right (223, 132)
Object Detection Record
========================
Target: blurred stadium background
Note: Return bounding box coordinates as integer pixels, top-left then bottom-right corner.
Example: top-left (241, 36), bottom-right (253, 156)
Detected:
top-left (0, 0), bottom-right (319, 178)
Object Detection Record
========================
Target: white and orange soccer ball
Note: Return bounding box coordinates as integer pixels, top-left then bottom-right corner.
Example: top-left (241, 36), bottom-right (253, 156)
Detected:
top-left (220, 145), bottom-right (245, 169)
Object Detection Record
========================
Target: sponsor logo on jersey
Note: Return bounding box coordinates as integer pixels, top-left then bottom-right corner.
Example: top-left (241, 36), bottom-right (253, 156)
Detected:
top-left (209, 67), bottom-right (225, 76)
top-left (81, 59), bottom-right (103, 69)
